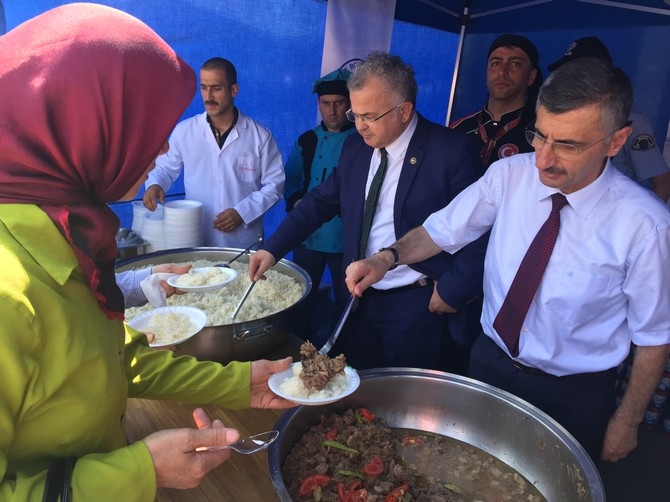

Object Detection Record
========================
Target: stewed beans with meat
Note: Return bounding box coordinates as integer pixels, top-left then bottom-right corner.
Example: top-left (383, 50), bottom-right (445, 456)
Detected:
top-left (282, 408), bottom-right (547, 502)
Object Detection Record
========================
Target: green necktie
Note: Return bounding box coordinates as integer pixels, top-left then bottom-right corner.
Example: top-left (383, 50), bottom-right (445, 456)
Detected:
top-left (358, 148), bottom-right (388, 259)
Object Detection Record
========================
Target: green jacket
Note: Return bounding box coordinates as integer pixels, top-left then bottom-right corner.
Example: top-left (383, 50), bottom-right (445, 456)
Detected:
top-left (0, 204), bottom-right (251, 501)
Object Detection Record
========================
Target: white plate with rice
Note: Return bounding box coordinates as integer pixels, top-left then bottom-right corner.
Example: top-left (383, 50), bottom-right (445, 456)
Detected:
top-left (127, 306), bottom-right (207, 347)
top-left (166, 266), bottom-right (238, 293)
top-left (268, 362), bottom-right (360, 406)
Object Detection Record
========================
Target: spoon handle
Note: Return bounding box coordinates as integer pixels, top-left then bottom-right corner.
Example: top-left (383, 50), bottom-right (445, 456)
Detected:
top-left (231, 280), bottom-right (257, 322)
top-left (219, 234), bottom-right (263, 267)
top-left (318, 295), bottom-right (356, 355)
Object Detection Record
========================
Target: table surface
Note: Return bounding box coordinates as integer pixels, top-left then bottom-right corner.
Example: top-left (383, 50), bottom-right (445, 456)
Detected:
top-left (124, 334), bottom-right (304, 501)
top-left (125, 399), bottom-right (283, 501)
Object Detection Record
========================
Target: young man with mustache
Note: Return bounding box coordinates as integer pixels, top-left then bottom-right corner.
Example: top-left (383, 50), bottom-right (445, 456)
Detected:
top-left (143, 57), bottom-right (284, 248)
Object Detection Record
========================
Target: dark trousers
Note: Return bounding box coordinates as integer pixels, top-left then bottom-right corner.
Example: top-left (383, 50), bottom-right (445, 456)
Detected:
top-left (331, 283), bottom-right (447, 370)
top-left (292, 245), bottom-right (346, 307)
top-left (438, 296), bottom-right (483, 376)
top-left (469, 333), bottom-right (617, 462)
top-left (291, 246), bottom-right (345, 343)
top-left (439, 331), bottom-right (472, 376)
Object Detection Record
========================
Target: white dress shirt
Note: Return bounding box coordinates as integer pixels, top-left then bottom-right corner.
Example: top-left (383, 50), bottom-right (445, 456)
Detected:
top-left (146, 111), bottom-right (284, 248)
top-left (364, 113), bottom-right (425, 290)
top-left (424, 152), bottom-right (670, 376)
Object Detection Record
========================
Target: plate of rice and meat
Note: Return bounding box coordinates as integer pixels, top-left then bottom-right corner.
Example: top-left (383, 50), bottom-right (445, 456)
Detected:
top-left (127, 306), bottom-right (207, 347)
top-left (269, 342), bottom-right (360, 406)
top-left (166, 266), bottom-right (238, 293)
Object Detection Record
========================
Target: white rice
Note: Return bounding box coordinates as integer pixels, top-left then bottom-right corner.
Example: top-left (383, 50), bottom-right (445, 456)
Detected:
top-left (125, 260), bottom-right (304, 326)
top-left (279, 362), bottom-right (347, 399)
top-left (174, 267), bottom-right (231, 287)
top-left (147, 311), bottom-right (196, 344)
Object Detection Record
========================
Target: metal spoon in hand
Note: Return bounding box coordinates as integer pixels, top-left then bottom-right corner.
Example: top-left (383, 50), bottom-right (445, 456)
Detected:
top-left (196, 430), bottom-right (279, 454)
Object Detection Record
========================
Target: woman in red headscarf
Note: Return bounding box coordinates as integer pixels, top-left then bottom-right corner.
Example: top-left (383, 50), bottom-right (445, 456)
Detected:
top-left (0, 4), bottom-right (293, 500)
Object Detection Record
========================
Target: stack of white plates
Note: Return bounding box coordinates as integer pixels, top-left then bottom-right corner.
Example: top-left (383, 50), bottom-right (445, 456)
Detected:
top-left (131, 201), bottom-right (149, 235)
top-left (142, 211), bottom-right (166, 252)
top-left (131, 201), bottom-right (162, 236)
top-left (163, 199), bottom-right (203, 249)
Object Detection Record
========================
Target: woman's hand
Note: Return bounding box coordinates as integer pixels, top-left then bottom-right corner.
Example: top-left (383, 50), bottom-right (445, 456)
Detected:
top-left (249, 357), bottom-right (298, 409)
top-left (143, 408), bottom-right (239, 489)
top-left (151, 263), bottom-right (192, 297)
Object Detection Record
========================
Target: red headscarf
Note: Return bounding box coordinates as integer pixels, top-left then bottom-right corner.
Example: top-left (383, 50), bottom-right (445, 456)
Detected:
top-left (0, 3), bottom-right (196, 319)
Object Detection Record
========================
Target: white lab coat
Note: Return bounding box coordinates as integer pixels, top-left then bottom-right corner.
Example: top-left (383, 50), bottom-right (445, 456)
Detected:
top-left (146, 110), bottom-right (284, 248)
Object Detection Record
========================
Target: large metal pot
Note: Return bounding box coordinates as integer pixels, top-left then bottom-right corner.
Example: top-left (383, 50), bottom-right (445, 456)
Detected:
top-left (269, 368), bottom-right (604, 502)
top-left (116, 247), bottom-right (311, 363)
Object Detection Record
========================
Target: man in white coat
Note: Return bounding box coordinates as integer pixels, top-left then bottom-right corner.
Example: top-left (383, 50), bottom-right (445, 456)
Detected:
top-left (143, 57), bottom-right (284, 248)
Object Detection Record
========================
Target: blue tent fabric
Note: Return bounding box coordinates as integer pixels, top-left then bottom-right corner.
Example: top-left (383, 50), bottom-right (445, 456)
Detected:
top-left (395, 0), bottom-right (670, 32)
top-left (2, 0), bottom-right (668, 231)
top-left (1, 0), bottom-right (456, 233)
top-left (418, 1), bottom-right (670, 143)
top-left (450, 26), bottom-right (670, 141)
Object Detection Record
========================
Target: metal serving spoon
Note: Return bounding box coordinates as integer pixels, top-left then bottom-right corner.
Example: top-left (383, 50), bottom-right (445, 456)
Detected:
top-left (230, 279), bottom-right (257, 324)
top-left (215, 235), bottom-right (263, 269)
top-left (196, 430), bottom-right (279, 455)
top-left (318, 295), bottom-right (357, 355)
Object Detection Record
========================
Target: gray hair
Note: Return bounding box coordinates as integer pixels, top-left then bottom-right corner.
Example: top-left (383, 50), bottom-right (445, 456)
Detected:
top-left (348, 51), bottom-right (418, 105)
top-left (538, 58), bottom-right (632, 138)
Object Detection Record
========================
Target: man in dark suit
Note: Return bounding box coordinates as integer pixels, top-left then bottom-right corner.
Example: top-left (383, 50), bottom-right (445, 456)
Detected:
top-left (249, 51), bottom-right (486, 370)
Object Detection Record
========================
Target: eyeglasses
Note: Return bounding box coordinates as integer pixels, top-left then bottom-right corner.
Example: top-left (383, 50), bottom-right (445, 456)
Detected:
top-left (346, 102), bottom-right (405, 124)
top-left (525, 129), bottom-right (607, 160)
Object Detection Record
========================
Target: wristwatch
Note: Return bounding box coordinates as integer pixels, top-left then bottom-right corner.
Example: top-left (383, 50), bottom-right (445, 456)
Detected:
top-left (377, 247), bottom-right (399, 271)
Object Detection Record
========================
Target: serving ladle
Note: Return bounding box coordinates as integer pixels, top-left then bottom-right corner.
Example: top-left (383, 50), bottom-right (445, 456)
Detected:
top-left (230, 279), bottom-right (257, 325)
top-left (196, 430), bottom-right (279, 455)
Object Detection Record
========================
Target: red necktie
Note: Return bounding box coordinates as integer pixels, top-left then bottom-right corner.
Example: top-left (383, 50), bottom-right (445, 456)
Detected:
top-left (493, 193), bottom-right (569, 356)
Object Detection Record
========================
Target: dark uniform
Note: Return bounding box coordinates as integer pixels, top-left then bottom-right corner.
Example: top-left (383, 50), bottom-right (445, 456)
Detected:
top-left (450, 103), bottom-right (536, 168)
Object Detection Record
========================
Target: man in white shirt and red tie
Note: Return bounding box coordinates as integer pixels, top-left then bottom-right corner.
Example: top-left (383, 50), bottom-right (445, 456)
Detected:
top-left (345, 57), bottom-right (670, 463)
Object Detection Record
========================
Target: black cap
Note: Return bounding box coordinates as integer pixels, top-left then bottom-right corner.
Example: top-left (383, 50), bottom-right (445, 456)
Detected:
top-left (488, 34), bottom-right (539, 69)
top-left (548, 36), bottom-right (613, 71)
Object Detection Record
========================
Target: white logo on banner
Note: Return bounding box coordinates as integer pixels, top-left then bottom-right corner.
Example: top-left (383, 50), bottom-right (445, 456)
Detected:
top-left (320, 0), bottom-right (396, 77)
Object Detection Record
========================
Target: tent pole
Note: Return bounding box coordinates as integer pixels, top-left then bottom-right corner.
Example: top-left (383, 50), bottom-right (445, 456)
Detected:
top-left (577, 0), bottom-right (670, 17)
top-left (445, 1), bottom-right (469, 126)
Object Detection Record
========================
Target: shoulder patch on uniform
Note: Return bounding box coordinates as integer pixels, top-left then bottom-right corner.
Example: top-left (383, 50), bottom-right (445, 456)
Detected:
top-left (631, 134), bottom-right (655, 151)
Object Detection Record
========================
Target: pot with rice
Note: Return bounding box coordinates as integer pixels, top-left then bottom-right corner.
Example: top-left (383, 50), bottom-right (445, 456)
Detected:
top-left (116, 247), bottom-right (311, 363)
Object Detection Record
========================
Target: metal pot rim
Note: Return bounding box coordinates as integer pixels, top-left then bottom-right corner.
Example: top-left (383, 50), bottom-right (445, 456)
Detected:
top-left (268, 368), bottom-right (604, 502)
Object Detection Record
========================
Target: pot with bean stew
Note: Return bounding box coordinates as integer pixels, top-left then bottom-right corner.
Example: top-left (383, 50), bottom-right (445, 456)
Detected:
top-left (282, 408), bottom-right (546, 502)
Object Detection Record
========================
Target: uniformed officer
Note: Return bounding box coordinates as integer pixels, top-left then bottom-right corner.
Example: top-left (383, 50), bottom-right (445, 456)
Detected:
top-left (548, 36), bottom-right (670, 202)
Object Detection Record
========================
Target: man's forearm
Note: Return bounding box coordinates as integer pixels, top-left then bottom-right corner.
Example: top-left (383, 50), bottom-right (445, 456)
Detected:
top-left (392, 226), bottom-right (443, 266)
top-left (615, 344), bottom-right (670, 426)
